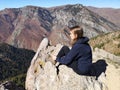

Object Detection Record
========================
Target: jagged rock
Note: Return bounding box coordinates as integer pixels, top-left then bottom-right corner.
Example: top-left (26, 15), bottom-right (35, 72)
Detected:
top-left (26, 38), bottom-right (120, 90)
top-left (31, 38), bottom-right (49, 64)
top-left (25, 39), bottom-right (62, 90)
top-left (26, 60), bottom-right (107, 90)
top-left (0, 81), bottom-right (24, 90)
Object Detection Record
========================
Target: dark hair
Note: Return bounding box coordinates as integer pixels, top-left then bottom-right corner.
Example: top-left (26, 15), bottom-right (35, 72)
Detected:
top-left (70, 26), bottom-right (83, 37)
top-left (69, 25), bottom-right (83, 45)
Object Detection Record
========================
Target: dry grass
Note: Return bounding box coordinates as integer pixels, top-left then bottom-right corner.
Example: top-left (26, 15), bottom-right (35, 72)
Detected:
top-left (89, 31), bottom-right (120, 56)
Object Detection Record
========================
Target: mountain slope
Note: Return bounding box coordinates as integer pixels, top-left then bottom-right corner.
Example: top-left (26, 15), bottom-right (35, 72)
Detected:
top-left (0, 4), bottom-right (119, 51)
top-left (0, 43), bottom-right (35, 80)
top-left (48, 4), bottom-right (119, 45)
top-left (87, 6), bottom-right (120, 27)
top-left (0, 6), bottom-right (51, 51)
top-left (89, 31), bottom-right (120, 56)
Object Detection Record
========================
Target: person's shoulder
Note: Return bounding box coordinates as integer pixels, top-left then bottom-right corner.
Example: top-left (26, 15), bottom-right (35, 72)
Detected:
top-left (73, 43), bottom-right (83, 48)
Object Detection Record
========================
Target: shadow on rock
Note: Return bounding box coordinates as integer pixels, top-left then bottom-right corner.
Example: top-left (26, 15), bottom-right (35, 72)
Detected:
top-left (56, 59), bottom-right (108, 80)
top-left (90, 59), bottom-right (108, 80)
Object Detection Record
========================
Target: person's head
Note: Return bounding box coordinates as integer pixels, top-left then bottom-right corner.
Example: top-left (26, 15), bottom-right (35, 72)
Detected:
top-left (69, 25), bottom-right (83, 45)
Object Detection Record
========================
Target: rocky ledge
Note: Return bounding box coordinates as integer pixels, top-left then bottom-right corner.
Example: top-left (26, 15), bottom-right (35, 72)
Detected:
top-left (25, 38), bottom-right (120, 90)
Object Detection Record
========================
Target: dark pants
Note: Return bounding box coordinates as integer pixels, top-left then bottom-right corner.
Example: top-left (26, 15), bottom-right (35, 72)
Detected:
top-left (57, 46), bottom-right (82, 75)
top-left (57, 46), bottom-right (70, 58)
top-left (57, 46), bottom-right (91, 75)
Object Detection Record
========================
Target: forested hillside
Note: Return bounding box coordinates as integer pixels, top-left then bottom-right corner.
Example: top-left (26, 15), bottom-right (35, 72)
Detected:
top-left (0, 43), bottom-right (35, 88)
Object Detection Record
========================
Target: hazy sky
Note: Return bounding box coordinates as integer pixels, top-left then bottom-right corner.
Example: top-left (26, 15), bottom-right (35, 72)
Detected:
top-left (0, 0), bottom-right (120, 10)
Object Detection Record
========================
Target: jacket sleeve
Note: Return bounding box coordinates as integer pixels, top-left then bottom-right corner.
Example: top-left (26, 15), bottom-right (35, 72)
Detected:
top-left (56, 44), bottom-right (80, 64)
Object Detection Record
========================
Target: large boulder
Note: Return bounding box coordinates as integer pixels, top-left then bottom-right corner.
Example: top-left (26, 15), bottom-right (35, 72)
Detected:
top-left (25, 38), bottom-right (120, 90)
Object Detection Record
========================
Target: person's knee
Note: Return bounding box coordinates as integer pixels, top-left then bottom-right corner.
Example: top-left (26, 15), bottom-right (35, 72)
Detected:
top-left (57, 46), bottom-right (69, 57)
top-left (62, 46), bottom-right (70, 54)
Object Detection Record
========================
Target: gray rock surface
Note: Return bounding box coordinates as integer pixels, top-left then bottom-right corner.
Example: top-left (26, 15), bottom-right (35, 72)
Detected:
top-left (25, 38), bottom-right (120, 90)
top-left (0, 81), bottom-right (24, 90)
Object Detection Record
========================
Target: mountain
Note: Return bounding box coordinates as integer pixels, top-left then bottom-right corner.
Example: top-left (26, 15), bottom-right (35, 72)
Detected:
top-left (0, 4), bottom-right (119, 51)
top-left (89, 31), bottom-right (120, 56)
top-left (0, 6), bottom-right (51, 51)
top-left (0, 43), bottom-right (35, 88)
top-left (87, 6), bottom-right (120, 27)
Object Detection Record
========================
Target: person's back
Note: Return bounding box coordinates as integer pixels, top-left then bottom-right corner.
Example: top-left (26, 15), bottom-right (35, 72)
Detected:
top-left (73, 37), bottom-right (92, 75)
top-left (56, 26), bottom-right (92, 75)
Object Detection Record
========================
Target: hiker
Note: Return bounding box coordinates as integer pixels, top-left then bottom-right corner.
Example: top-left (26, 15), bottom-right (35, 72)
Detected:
top-left (56, 25), bottom-right (92, 75)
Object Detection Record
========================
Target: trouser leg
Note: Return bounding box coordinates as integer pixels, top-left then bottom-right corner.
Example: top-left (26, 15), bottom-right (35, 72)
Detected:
top-left (57, 46), bottom-right (70, 58)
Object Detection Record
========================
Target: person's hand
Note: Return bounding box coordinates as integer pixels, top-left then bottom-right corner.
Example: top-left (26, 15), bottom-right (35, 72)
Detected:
top-left (55, 62), bottom-right (59, 67)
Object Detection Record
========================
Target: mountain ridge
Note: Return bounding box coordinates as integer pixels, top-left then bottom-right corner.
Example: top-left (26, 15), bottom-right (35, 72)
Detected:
top-left (0, 4), bottom-right (119, 51)
top-left (87, 6), bottom-right (120, 27)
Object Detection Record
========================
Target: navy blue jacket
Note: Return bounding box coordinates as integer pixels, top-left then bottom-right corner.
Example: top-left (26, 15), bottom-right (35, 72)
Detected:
top-left (56, 37), bottom-right (92, 74)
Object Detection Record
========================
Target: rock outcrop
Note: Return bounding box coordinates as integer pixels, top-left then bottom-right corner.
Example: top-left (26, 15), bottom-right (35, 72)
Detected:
top-left (0, 81), bottom-right (24, 90)
top-left (25, 38), bottom-right (120, 90)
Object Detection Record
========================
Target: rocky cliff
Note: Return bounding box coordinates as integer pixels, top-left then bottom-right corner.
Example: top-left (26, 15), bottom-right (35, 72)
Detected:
top-left (25, 38), bottom-right (120, 90)
top-left (0, 4), bottom-right (119, 51)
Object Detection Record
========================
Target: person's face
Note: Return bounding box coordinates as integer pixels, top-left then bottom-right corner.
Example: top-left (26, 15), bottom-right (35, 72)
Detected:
top-left (70, 30), bottom-right (77, 40)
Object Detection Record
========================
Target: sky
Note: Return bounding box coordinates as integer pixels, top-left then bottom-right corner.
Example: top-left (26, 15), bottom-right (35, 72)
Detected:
top-left (0, 0), bottom-right (120, 10)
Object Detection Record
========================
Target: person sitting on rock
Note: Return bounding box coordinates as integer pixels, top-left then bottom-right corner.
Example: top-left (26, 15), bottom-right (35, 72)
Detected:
top-left (56, 25), bottom-right (92, 75)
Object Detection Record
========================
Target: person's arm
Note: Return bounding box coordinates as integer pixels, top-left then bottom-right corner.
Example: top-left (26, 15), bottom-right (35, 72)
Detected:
top-left (56, 44), bottom-right (81, 64)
